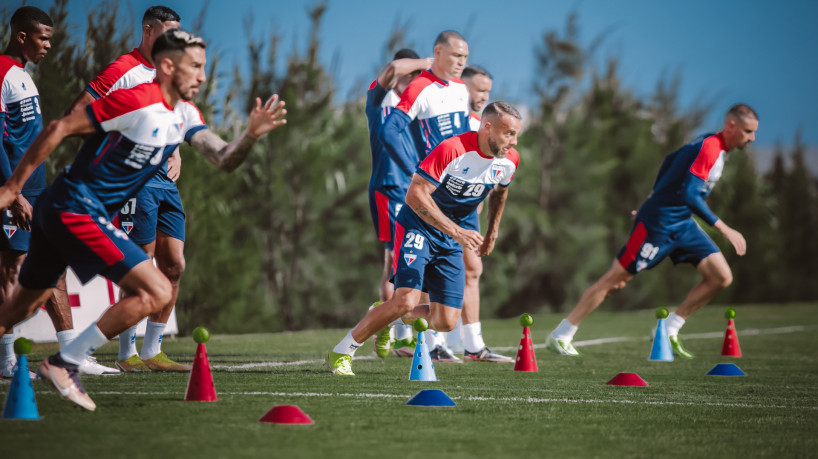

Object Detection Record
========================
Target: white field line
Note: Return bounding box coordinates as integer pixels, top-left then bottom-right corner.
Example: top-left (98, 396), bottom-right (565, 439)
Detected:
top-left (208, 324), bottom-right (814, 370)
top-left (84, 390), bottom-right (817, 411)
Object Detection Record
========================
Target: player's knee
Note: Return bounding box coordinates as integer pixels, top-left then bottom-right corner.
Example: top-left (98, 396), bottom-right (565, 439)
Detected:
top-left (435, 317), bottom-right (457, 332)
top-left (144, 278), bottom-right (172, 313)
top-left (464, 263), bottom-right (482, 284)
top-left (160, 256), bottom-right (185, 284)
top-left (393, 297), bottom-right (416, 316)
top-left (711, 269), bottom-right (733, 289)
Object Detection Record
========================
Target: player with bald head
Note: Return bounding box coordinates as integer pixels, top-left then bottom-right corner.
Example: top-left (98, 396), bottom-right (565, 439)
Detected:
top-left (546, 104), bottom-right (759, 358)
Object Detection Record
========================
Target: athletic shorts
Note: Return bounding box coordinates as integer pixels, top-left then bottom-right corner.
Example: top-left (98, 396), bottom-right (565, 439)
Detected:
top-left (616, 218), bottom-right (720, 274)
top-left (392, 218), bottom-right (464, 308)
top-left (116, 186), bottom-right (185, 245)
top-left (0, 194), bottom-right (38, 252)
top-left (368, 189), bottom-right (403, 251)
top-left (18, 195), bottom-right (150, 289)
top-left (461, 209), bottom-right (480, 232)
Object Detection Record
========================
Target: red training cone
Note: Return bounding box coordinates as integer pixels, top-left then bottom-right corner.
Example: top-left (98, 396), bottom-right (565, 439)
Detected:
top-left (184, 343), bottom-right (218, 401)
top-left (721, 318), bottom-right (742, 357)
top-left (513, 326), bottom-right (538, 372)
top-left (259, 405), bottom-right (314, 424)
top-left (606, 372), bottom-right (649, 386)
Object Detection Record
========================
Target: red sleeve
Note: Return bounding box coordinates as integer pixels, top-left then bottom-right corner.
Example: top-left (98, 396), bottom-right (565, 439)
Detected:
top-left (418, 137), bottom-right (462, 182)
top-left (86, 55), bottom-right (138, 98)
top-left (395, 72), bottom-right (433, 115)
top-left (689, 135), bottom-right (723, 180)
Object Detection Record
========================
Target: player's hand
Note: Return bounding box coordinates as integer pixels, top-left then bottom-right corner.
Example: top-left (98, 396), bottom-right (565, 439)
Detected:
top-left (0, 186), bottom-right (19, 217)
top-left (246, 95), bottom-right (287, 139)
top-left (424, 57), bottom-right (434, 69)
top-left (715, 221), bottom-right (746, 256)
top-left (477, 232), bottom-right (497, 257)
top-left (167, 148), bottom-right (181, 182)
top-left (454, 228), bottom-right (483, 251)
top-left (10, 194), bottom-right (33, 231)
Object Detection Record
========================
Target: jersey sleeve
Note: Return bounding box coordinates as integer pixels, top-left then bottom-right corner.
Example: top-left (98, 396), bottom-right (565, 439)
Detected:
top-left (367, 80), bottom-right (388, 108)
top-left (85, 60), bottom-right (126, 99)
top-left (688, 136), bottom-right (723, 181)
top-left (682, 173), bottom-right (719, 225)
top-left (180, 101), bottom-right (207, 143)
top-left (499, 149), bottom-right (520, 187)
top-left (416, 139), bottom-right (460, 186)
top-left (379, 109), bottom-right (418, 176)
top-left (86, 87), bottom-right (145, 133)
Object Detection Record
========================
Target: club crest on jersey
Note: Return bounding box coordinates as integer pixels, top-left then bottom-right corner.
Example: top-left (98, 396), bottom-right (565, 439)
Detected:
top-left (636, 260), bottom-right (648, 272)
top-left (490, 164), bottom-right (503, 180)
top-left (3, 225), bottom-right (17, 238)
top-left (120, 221), bottom-right (134, 234)
top-left (403, 253), bottom-right (418, 266)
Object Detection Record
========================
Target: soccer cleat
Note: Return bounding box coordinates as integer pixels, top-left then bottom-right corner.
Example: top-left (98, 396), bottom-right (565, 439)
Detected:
top-left (373, 326), bottom-right (394, 359)
top-left (325, 351), bottom-right (354, 376)
top-left (0, 360), bottom-right (37, 380)
top-left (392, 338), bottom-right (416, 357)
top-left (669, 335), bottom-right (694, 359)
top-left (37, 354), bottom-right (96, 411)
top-left (429, 345), bottom-right (462, 363)
top-left (545, 334), bottom-right (580, 356)
top-left (79, 356), bottom-right (121, 376)
top-left (141, 352), bottom-right (192, 372)
top-left (116, 354), bottom-right (151, 372)
top-left (463, 347), bottom-right (514, 363)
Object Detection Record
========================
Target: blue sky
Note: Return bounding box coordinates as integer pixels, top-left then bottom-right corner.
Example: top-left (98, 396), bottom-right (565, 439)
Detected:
top-left (18, 0), bottom-right (818, 150)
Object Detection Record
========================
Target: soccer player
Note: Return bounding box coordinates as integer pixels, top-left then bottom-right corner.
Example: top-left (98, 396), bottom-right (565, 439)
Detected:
top-left (326, 101), bottom-right (521, 376)
top-left (375, 30), bottom-right (470, 362)
top-left (66, 6), bottom-right (187, 372)
top-left (365, 49), bottom-right (431, 358)
top-left (452, 65), bottom-right (512, 362)
top-left (0, 6), bottom-right (119, 378)
top-left (545, 105), bottom-right (758, 357)
top-left (0, 28), bottom-right (287, 410)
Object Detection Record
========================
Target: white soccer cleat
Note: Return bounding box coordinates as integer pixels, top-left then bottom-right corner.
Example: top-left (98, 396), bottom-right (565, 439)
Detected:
top-left (0, 360), bottom-right (37, 380)
top-left (38, 354), bottom-right (97, 411)
top-left (545, 334), bottom-right (580, 356)
top-left (79, 356), bottom-right (121, 376)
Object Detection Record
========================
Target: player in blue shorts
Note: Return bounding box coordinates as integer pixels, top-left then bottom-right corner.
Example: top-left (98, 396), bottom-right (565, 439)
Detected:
top-left (546, 104), bottom-right (758, 358)
top-left (0, 28), bottom-right (287, 410)
top-left (326, 101), bottom-right (521, 376)
top-left (366, 48), bottom-right (431, 357)
top-left (0, 6), bottom-right (119, 378)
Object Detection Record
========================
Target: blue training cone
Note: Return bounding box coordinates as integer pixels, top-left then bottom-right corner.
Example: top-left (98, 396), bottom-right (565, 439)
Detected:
top-left (706, 363), bottom-right (746, 376)
top-left (649, 318), bottom-right (673, 362)
top-left (406, 389), bottom-right (455, 407)
top-left (409, 330), bottom-right (437, 381)
top-left (2, 355), bottom-right (41, 420)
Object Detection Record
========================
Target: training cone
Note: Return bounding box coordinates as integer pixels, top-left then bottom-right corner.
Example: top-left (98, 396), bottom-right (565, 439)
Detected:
top-left (259, 405), bottom-right (314, 424)
top-left (406, 389), bottom-right (456, 407)
top-left (649, 318), bottom-right (673, 362)
top-left (514, 326), bottom-right (538, 372)
top-left (606, 372), bottom-right (649, 387)
top-left (721, 318), bottom-right (742, 357)
top-left (184, 343), bottom-right (218, 401)
top-left (707, 363), bottom-right (746, 376)
top-left (2, 355), bottom-right (40, 420)
top-left (409, 331), bottom-right (437, 381)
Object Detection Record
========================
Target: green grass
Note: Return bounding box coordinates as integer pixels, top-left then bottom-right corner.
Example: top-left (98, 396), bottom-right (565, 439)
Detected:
top-left (3, 303), bottom-right (817, 458)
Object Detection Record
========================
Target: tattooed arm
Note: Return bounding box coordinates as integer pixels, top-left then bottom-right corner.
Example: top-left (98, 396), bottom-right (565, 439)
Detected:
top-left (404, 174), bottom-right (483, 250)
top-left (477, 185), bottom-right (508, 256)
top-left (190, 95), bottom-right (286, 173)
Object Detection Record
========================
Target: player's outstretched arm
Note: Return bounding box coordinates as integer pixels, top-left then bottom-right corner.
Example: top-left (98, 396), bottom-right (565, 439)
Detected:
top-left (405, 174), bottom-right (483, 250)
top-left (0, 110), bottom-right (95, 209)
top-left (478, 185), bottom-right (509, 257)
top-left (377, 58), bottom-right (432, 90)
top-left (190, 95), bottom-right (286, 172)
top-left (713, 220), bottom-right (747, 256)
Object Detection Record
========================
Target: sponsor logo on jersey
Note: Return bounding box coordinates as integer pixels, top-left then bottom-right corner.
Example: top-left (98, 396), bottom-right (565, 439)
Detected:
top-left (3, 225), bottom-right (17, 238)
top-left (636, 260), bottom-right (648, 272)
top-left (21, 82), bottom-right (26, 91)
top-left (152, 127), bottom-right (159, 137)
top-left (462, 167), bottom-right (470, 174)
top-left (403, 253), bottom-right (418, 266)
top-left (490, 164), bottom-right (503, 180)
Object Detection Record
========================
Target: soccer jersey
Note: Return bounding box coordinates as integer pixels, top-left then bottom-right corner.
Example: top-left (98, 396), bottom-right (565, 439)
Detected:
top-left (468, 113), bottom-right (481, 132)
top-left (380, 70), bottom-right (469, 175)
top-left (365, 79), bottom-right (419, 202)
top-left (637, 132), bottom-right (726, 227)
top-left (0, 55), bottom-right (46, 196)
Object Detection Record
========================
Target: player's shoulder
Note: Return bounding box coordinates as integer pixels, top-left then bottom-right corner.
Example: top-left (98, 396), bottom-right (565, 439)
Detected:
top-left (401, 70), bottom-right (440, 100)
top-left (178, 100), bottom-right (206, 123)
top-left (0, 55), bottom-right (22, 79)
top-left (108, 49), bottom-right (153, 73)
top-left (94, 82), bottom-right (167, 120)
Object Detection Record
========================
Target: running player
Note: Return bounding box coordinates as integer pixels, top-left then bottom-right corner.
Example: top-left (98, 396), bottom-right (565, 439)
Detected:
top-left (0, 28), bottom-right (287, 410)
top-left (546, 105), bottom-right (758, 357)
top-left (0, 6), bottom-right (118, 378)
top-left (66, 6), bottom-right (187, 372)
top-left (326, 101), bottom-right (521, 376)
top-left (365, 49), bottom-right (431, 358)
top-left (375, 30), bottom-right (470, 362)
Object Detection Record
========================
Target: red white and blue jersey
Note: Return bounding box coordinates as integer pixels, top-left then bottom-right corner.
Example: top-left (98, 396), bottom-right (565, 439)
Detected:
top-left (468, 113), bottom-right (481, 132)
top-left (409, 131), bottom-right (518, 226)
top-left (637, 132), bottom-right (727, 227)
top-left (0, 55), bottom-right (46, 196)
top-left (50, 82), bottom-right (206, 217)
top-left (379, 70), bottom-right (469, 176)
top-left (365, 79), bottom-right (420, 202)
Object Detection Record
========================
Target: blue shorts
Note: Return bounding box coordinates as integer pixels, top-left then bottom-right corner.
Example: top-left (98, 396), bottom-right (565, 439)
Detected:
top-left (461, 209), bottom-right (480, 232)
top-left (368, 189), bottom-right (403, 251)
top-left (18, 195), bottom-right (150, 289)
top-left (616, 218), bottom-right (720, 274)
top-left (116, 186), bottom-right (185, 245)
top-left (392, 216), bottom-right (464, 308)
top-left (0, 194), bottom-right (38, 252)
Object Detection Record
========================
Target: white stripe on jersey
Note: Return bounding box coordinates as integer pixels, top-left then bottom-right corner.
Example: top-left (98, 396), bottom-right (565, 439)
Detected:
top-left (405, 82), bottom-right (469, 121)
top-left (1, 66), bottom-right (38, 111)
top-left (441, 150), bottom-right (516, 187)
top-left (107, 65), bottom-right (155, 96)
top-left (100, 101), bottom-right (204, 148)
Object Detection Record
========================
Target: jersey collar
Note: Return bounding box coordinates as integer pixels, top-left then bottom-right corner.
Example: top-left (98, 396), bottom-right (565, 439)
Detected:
top-left (0, 54), bottom-right (24, 68)
top-left (426, 69), bottom-right (449, 87)
top-left (132, 48), bottom-right (155, 69)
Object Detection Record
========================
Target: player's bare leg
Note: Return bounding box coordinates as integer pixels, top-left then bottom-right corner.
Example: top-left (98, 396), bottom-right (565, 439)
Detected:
top-left (459, 248), bottom-right (513, 362)
top-left (116, 241), bottom-right (157, 371)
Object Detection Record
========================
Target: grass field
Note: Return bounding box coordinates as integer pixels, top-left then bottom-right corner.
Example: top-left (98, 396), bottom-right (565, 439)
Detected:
top-left (2, 303), bottom-right (817, 458)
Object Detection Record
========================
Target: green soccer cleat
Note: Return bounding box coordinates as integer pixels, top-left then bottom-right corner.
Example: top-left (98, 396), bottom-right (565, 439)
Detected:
top-left (373, 326), bottom-right (393, 358)
top-left (116, 354), bottom-right (151, 372)
top-left (669, 335), bottom-right (694, 359)
top-left (392, 337), bottom-right (416, 357)
top-left (142, 352), bottom-right (192, 372)
top-left (545, 334), bottom-right (580, 356)
top-left (325, 352), bottom-right (354, 376)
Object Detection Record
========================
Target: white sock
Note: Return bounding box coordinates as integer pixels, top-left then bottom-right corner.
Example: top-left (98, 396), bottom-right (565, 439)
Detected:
top-left (552, 319), bottom-right (578, 340)
top-left (388, 317), bottom-right (405, 327)
top-left (394, 324), bottom-right (413, 341)
top-left (60, 324), bottom-right (108, 365)
top-left (426, 329), bottom-right (445, 349)
top-left (0, 334), bottom-right (15, 367)
top-left (447, 318), bottom-right (464, 346)
top-left (56, 329), bottom-right (78, 350)
top-left (140, 321), bottom-right (166, 360)
top-left (118, 325), bottom-right (138, 360)
top-left (333, 330), bottom-right (363, 356)
top-left (666, 312), bottom-right (686, 337)
top-left (463, 321), bottom-right (486, 353)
